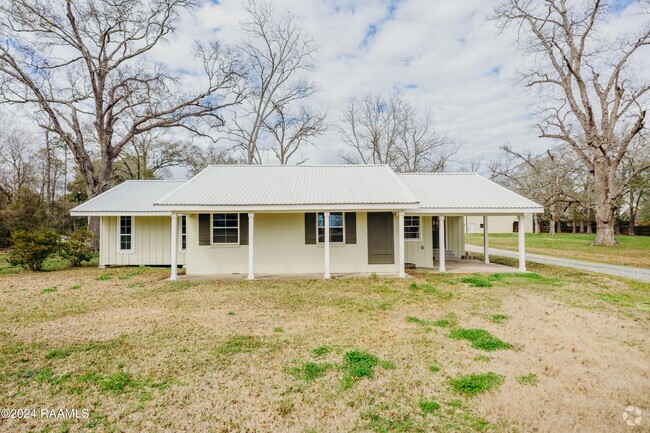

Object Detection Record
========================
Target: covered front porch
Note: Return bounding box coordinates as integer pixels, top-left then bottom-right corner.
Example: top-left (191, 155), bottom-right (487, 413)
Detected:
top-left (403, 213), bottom-right (529, 274)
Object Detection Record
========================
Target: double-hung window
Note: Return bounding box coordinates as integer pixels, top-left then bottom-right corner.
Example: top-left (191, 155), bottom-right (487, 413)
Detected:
top-left (317, 212), bottom-right (344, 243)
top-left (404, 216), bottom-right (420, 240)
top-left (212, 213), bottom-right (239, 244)
top-left (181, 215), bottom-right (187, 251)
top-left (119, 216), bottom-right (133, 251)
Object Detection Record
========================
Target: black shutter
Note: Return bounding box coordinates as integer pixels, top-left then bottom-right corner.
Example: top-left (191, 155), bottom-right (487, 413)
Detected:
top-left (199, 214), bottom-right (211, 246)
top-left (239, 213), bottom-right (249, 245)
top-left (345, 212), bottom-right (357, 244)
top-left (305, 213), bottom-right (316, 244)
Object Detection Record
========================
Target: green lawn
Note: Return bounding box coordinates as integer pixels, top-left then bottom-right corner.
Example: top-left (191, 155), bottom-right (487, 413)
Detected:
top-left (0, 260), bottom-right (648, 432)
top-left (466, 233), bottom-right (650, 269)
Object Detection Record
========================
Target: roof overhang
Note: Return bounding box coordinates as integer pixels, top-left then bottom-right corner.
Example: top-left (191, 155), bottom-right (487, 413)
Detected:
top-left (70, 211), bottom-right (173, 217)
top-left (151, 203), bottom-right (419, 212)
top-left (404, 207), bottom-right (544, 215)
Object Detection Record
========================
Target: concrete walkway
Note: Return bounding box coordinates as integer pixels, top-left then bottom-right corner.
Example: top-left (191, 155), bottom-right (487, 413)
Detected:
top-left (465, 244), bottom-right (650, 283)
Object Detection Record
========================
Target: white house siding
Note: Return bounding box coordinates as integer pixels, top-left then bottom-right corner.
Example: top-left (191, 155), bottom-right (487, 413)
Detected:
top-left (404, 215), bottom-right (434, 268)
top-left (465, 214), bottom-right (533, 234)
top-left (99, 216), bottom-right (186, 266)
top-left (184, 212), bottom-right (401, 275)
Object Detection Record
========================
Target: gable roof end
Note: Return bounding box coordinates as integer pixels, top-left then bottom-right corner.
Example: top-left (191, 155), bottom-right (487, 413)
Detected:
top-left (70, 180), bottom-right (185, 216)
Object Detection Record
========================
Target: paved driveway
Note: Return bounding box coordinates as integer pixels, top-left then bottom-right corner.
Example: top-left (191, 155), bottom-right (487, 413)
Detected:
top-left (465, 244), bottom-right (650, 283)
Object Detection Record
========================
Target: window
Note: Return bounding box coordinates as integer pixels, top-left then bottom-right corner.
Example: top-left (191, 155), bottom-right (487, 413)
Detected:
top-left (212, 213), bottom-right (239, 244)
top-left (181, 215), bottom-right (187, 251)
top-left (404, 216), bottom-right (420, 240)
top-left (119, 216), bottom-right (133, 251)
top-left (317, 212), bottom-right (344, 243)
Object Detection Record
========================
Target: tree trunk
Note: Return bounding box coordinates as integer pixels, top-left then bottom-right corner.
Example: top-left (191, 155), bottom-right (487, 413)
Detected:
top-left (572, 218), bottom-right (576, 233)
top-left (592, 160), bottom-right (618, 245)
top-left (628, 190), bottom-right (637, 236)
top-left (534, 214), bottom-right (542, 234)
top-left (579, 220), bottom-right (584, 233)
top-left (549, 213), bottom-right (556, 236)
top-left (557, 219), bottom-right (562, 234)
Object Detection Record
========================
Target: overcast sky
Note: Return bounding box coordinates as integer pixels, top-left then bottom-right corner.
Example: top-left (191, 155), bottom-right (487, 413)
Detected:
top-left (35, 0), bottom-right (649, 173)
top-left (158, 0), bottom-right (546, 169)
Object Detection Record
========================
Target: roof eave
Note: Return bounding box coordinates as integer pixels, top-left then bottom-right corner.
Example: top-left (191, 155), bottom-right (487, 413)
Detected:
top-left (151, 203), bottom-right (419, 212)
top-left (70, 211), bottom-right (173, 217)
top-left (405, 207), bottom-right (545, 215)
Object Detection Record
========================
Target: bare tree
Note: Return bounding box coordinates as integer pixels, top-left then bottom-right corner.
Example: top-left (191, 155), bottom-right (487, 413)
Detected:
top-left (492, 0), bottom-right (650, 245)
top-left (264, 105), bottom-right (326, 164)
top-left (489, 145), bottom-right (577, 234)
top-left (0, 0), bottom-right (244, 239)
top-left (116, 131), bottom-right (188, 180)
top-left (229, 0), bottom-right (319, 164)
top-left (339, 93), bottom-right (456, 172)
top-left (184, 144), bottom-right (243, 177)
top-left (620, 134), bottom-right (650, 235)
top-left (0, 119), bottom-right (37, 201)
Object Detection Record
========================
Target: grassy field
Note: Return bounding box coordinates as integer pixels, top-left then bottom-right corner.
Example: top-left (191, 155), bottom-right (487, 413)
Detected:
top-left (466, 233), bottom-right (650, 268)
top-left (0, 257), bottom-right (648, 432)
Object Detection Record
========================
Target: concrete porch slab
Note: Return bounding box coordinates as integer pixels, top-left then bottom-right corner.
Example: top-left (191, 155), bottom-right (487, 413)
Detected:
top-left (414, 259), bottom-right (520, 274)
top-left (170, 272), bottom-right (404, 281)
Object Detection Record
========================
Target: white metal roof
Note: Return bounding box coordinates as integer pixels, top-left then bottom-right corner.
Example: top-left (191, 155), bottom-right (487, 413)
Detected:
top-left (398, 173), bottom-right (543, 214)
top-left (70, 180), bottom-right (185, 215)
top-left (154, 165), bottom-right (419, 210)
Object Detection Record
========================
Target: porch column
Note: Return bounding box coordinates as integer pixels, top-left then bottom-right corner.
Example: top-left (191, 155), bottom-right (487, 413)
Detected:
top-left (170, 213), bottom-right (178, 281)
top-left (247, 213), bottom-right (255, 280)
top-left (324, 211), bottom-right (331, 279)
top-left (439, 216), bottom-right (446, 272)
top-left (483, 215), bottom-right (489, 264)
top-left (518, 215), bottom-right (526, 272)
top-left (398, 211), bottom-right (405, 277)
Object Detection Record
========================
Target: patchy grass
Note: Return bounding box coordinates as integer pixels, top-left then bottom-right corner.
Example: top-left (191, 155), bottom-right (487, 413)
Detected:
top-left (418, 399), bottom-right (441, 414)
top-left (95, 273), bottom-right (113, 281)
top-left (0, 261), bottom-right (648, 432)
top-left (408, 282), bottom-right (454, 300)
top-left (466, 233), bottom-right (650, 268)
top-left (406, 316), bottom-right (431, 326)
top-left (42, 286), bottom-right (57, 293)
top-left (450, 372), bottom-right (505, 396)
top-left (449, 329), bottom-right (511, 351)
top-left (342, 350), bottom-right (380, 379)
top-left (286, 362), bottom-right (332, 382)
top-left (312, 346), bottom-right (333, 358)
top-left (489, 314), bottom-right (508, 324)
top-left (214, 335), bottom-right (265, 355)
top-left (517, 373), bottom-right (539, 386)
top-left (459, 276), bottom-right (493, 288)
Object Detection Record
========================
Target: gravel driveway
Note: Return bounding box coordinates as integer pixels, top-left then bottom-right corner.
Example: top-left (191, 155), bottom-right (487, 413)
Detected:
top-left (465, 244), bottom-right (650, 283)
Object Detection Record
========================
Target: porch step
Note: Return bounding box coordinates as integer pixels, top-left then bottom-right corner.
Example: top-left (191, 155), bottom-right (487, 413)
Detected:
top-left (433, 249), bottom-right (456, 259)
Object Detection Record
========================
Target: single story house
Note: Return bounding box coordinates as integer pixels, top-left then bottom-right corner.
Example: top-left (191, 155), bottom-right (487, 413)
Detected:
top-left (70, 165), bottom-right (543, 279)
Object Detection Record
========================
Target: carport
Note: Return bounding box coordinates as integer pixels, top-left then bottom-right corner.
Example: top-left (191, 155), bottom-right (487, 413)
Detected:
top-left (397, 173), bottom-right (544, 273)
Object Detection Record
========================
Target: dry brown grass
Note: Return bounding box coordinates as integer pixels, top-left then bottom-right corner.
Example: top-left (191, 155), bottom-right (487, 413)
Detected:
top-left (0, 265), bottom-right (648, 432)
